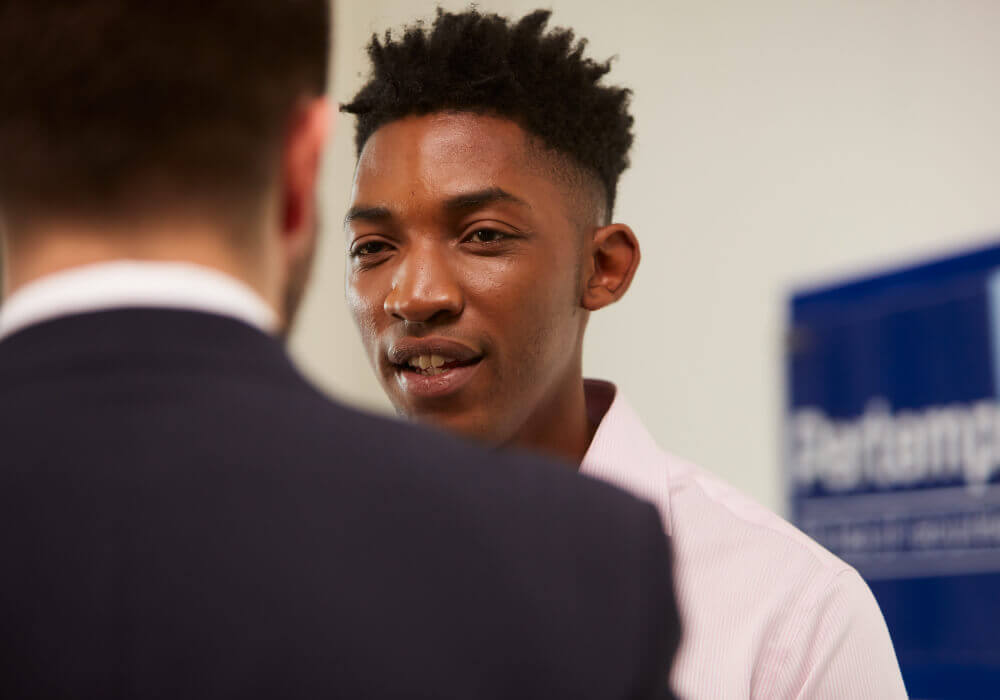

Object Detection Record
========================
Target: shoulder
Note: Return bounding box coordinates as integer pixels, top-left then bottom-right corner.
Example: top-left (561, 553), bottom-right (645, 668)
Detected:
top-left (666, 453), bottom-right (851, 580)
top-left (664, 453), bottom-right (868, 640)
top-left (280, 383), bottom-right (680, 685)
top-left (274, 375), bottom-right (669, 556)
top-left (584, 383), bottom-right (853, 584)
top-left (581, 381), bottom-right (901, 695)
top-left (664, 455), bottom-right (904, 696)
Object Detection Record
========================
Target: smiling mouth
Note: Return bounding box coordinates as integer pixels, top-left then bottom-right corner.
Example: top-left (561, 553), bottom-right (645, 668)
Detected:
top-left (397, 353), bottom-right (481, 377)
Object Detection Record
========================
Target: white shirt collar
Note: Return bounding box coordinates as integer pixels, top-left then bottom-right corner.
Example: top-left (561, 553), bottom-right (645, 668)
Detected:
top-left (0, 261), bottom-right (278, 340)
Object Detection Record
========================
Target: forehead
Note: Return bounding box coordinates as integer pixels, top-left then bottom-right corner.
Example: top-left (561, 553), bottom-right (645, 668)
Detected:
top-left (352, 112), bottom-right (546, 204)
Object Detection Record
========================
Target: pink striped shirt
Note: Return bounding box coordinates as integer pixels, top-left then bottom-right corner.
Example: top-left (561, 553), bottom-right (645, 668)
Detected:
top-left (580, 380), bottom-right (908, 699)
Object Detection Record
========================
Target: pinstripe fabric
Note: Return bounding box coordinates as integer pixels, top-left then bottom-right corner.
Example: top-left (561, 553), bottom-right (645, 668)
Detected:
top-left (580, 380), bottom-right (908, 699)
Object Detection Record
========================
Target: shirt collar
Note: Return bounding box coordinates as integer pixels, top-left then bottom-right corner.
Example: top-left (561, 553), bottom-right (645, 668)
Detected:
top-left (0, 261), bottom-right (277, 341)
top-left (581, 379), bottom-right (673, 534)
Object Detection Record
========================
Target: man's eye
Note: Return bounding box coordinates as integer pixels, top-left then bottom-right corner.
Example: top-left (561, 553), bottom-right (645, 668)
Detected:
top-left (352, 241), bottom-right (390, 256)
top-left (467, 229), bottom-right (507, 244)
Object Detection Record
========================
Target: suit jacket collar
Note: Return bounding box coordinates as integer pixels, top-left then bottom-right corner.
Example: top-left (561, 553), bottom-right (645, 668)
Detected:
top-left (0, 308), bottom-right (298, 383)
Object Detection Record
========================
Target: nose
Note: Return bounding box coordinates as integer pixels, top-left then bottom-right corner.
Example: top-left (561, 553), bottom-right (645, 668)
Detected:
top-left (384, 242), bottom-right (464, 324)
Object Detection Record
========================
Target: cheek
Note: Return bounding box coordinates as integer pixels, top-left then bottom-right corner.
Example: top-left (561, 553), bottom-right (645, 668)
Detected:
top-left (345, 273), bottom-right (386, 352)
top-left (464, 256), bottom-right (581, 363)
top-left (463, 258), bottom-right (537, 323)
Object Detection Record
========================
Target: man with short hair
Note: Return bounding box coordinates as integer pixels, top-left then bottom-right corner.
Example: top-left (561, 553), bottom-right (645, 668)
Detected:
top-left (0, 3), bottom-right (681, 697)
top-left (342, 8), bottom-right (907, 698)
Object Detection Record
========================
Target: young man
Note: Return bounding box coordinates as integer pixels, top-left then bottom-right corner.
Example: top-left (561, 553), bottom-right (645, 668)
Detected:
top-left (0, 3), bottom-right (681, 697)
top-left (342, 8), bottom-right (908, 698)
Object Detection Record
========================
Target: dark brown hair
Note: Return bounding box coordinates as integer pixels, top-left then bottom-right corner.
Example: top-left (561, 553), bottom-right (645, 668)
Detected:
top-left (0, 0), bottom-right (329, 228)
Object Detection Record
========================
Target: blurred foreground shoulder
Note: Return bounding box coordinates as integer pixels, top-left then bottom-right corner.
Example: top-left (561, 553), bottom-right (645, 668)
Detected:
top-left (311, 397), bottom-right (682, 698)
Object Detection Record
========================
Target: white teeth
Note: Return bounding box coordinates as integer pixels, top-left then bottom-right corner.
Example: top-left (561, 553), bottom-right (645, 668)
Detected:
top-left (407, 355), bottom-right (431, 370)
top-left (404, 354), bottom-right (452, 375)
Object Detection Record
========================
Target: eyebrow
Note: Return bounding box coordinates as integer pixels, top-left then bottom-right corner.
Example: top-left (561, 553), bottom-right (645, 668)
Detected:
top-left (344, 187), bottom-right (530, 229)
top-left (343, 205), bottom-right (392, 228)
top-left (442, 187), bottom-right (530, 213)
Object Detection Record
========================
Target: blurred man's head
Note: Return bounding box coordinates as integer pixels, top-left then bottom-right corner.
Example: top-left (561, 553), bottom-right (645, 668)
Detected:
top-left (342, 9), bottom-right (640, 460)
top-left (0, 0), bottom-right (331, 332)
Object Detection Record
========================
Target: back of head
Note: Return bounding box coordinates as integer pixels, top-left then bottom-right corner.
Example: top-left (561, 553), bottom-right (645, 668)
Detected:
top-left (0, 0), bottom-right (329, 234)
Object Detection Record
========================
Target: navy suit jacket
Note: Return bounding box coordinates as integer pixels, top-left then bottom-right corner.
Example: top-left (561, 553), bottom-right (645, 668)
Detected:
top-left (0, 309), bottom-right (680, 699)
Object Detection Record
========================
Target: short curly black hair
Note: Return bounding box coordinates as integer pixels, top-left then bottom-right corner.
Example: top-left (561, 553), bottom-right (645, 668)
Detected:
top-left (341, 7), bottom-right (634, 220)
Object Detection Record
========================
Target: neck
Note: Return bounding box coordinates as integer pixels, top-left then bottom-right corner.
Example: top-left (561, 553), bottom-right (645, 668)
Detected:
top-left (1, 221), bottom-right (280, 315)
top-left (508, 361), bottom-right (597, 467)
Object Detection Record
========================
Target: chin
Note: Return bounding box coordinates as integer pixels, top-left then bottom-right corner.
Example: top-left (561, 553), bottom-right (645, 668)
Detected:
top-left (403, 404), bottom-right (507, 447)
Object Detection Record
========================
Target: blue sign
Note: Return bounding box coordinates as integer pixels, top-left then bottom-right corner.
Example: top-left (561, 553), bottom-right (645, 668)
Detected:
top-left (788, 243), bottom-right (1000, 699)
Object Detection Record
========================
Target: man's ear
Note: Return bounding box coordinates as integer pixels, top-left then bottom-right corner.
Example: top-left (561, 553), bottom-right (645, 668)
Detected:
top-left (582, 223), bottom-right (641, 311)
top-left (280, 97), bottom-right (333, 241)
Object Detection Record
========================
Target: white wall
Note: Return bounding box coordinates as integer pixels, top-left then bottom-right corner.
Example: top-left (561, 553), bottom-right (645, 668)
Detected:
top-left (291, 0), bottom-right (1000, 514)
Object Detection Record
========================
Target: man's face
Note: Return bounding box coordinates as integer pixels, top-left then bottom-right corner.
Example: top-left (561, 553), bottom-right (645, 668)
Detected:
top-left (345, 112), bottom-right (589, 444)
